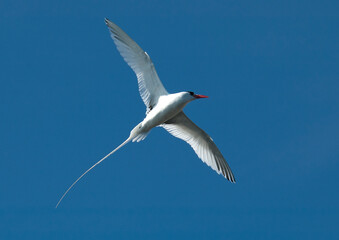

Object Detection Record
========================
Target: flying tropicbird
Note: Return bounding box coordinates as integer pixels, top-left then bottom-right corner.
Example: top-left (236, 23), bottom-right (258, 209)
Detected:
top-left (56, 18), bottom-right (235, 208)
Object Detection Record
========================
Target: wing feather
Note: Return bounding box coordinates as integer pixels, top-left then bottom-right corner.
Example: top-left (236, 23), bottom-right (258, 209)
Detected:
top-left (105, 19), bottom-right (168, 110)
top-left (162, 112), bottom-right (235, 182)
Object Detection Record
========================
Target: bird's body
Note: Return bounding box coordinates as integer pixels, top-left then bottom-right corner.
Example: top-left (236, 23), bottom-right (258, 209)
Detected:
top-left (56, 19), bottom-right (235, 208)
top-left (137, 93), bottom-right (192, 135)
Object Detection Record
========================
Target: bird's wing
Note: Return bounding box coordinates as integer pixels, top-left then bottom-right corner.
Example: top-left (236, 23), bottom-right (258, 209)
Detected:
top-left (105, 19), bottom-right (168, 111)
top-left (162, 112), bottom-right (235, 182)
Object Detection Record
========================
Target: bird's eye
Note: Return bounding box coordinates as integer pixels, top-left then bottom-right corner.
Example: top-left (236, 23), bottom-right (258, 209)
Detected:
top-left (188, 91), bottom-right (194, 96)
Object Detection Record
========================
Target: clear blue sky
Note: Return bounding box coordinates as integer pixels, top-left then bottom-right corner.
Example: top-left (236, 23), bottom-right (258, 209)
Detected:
top-left (0, 0), bottom-right (338, 239)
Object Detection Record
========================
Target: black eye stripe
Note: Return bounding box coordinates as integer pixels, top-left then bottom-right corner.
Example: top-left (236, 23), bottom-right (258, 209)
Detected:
top-left (188, 91), bottom-right (194, 96)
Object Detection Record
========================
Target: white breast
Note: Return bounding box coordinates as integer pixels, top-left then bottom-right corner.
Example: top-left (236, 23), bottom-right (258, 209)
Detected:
top-left (142, 93), bottom-right (189, 130)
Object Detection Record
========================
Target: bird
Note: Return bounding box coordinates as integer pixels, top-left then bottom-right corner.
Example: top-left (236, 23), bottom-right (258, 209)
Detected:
top-left (56, 18), bottom-right (235, 208)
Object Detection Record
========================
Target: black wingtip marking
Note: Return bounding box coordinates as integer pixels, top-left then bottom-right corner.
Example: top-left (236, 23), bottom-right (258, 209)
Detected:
top-left (104, 18), bottom-right (112, 26)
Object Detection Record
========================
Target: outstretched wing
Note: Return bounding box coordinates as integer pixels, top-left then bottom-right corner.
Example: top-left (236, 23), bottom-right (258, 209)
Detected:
top-left (105, 19), bottom-right (168, 111)
top-left (162, 112), bottom-right (235, 182)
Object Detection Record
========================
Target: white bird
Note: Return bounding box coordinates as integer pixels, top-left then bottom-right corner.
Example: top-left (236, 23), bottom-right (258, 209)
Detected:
top-left (56, 19), bottom-right (235, 208)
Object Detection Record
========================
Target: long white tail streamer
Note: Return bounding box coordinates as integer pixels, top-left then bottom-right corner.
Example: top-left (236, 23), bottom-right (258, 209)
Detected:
top-left (56, 137), bottom-right (131, 208)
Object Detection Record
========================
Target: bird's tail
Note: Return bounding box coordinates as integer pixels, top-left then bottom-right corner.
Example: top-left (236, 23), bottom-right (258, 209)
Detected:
top-left (130, 122), bottom-right (150, 142)
top-left (55, 136), bottom-right (132, 208)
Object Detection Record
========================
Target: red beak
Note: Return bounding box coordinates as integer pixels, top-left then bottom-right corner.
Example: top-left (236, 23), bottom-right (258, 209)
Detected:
top-left (194, 94), bottom-right (209, 99)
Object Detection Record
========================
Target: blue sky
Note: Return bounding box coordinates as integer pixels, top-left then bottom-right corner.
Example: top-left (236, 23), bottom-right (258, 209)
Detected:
top-left (0, 0), bottom-right (338, 239)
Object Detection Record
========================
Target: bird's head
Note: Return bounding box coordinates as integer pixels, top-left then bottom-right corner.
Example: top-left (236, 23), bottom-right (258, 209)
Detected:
top-left (186, 91), bottom-right (209, 101)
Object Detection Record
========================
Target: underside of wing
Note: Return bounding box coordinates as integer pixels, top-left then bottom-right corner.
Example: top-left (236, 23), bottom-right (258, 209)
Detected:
top-left (105, 19), bottom-right (168, 111)
top-left (162, 112), bottom-right (235, 182)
